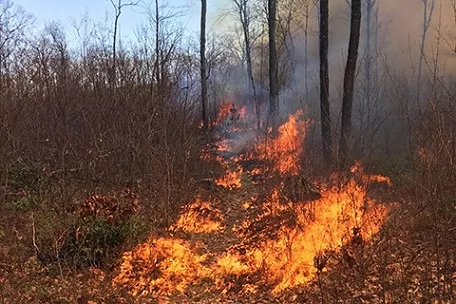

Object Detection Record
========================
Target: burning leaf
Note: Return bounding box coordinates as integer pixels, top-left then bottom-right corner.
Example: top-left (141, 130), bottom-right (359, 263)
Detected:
top-left (229, 171), bottom-right (391, 293)
top-left (215, 165), bottom-right (243, 190)
top-left (253, 110), bottom-right (309, 176)
top-left (112, 237), bottom-right (209, 296)
top-left (171, 199), bottom-right (224, 234)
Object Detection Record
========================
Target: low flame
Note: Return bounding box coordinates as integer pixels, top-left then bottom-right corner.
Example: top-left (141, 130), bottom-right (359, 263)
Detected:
top-left (215, 165), bottom-right (243, 189)
top-left (214, 102), bottom-right (233, 126)
top-left (232, 174), bottom-right (390, 293)
top-left (113, 106), bottom-right (393, 298)
top-left (113, 169), bottom-right (391, 296)
top-left (171, 199), bottom-right (224, 233)
top-left (112, 237), bottom-right (208, 296)
top-left (254, 110), bottom-right (309, 175)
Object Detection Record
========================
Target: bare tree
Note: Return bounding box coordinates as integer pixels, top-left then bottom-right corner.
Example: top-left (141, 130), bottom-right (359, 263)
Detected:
top-left (319, 0), bottom-right (332, 166)
top-left (109, 0), bottom-right (138, 87)
top-left (268, 0), bottom-right (279, 131)
top-left (231, 0), bottom-right (261, 130)
top-left (339, 0), bottom-right (362, 169)
top-left (200, 0), bottom-right (209, 130)
top-left (0, 1), bottom-right (33, 93)
top-left (142, 0), bottom-right (182, 93)
top-left (417, 0), bottom-right (435, 104)
top-left (358, 0), bottom-right (380, 153)
top-left (154, 0), bottom-right (160, 86)
top-left (303, 0), bottom-right (316, 103)
top-left (365, 0), bottom-right (376, 109)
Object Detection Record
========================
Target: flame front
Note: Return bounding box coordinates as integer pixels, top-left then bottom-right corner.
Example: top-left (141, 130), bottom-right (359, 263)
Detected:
top-left (233, 176), bottom-right (389, 293)
top-left (172, 199), bottom-right (224, 233)
top-left (113, 105), bottom-right (393, 299)
top-left (112, 237), bottom-right (208, 296)
top-left (215, 165), bottom-right (243, 189)
top-left (253, 110), bottom-right (309, 175)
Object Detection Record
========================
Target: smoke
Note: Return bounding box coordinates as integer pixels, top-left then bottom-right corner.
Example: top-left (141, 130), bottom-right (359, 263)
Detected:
top-left (213, 0), bottom-right (455, 99)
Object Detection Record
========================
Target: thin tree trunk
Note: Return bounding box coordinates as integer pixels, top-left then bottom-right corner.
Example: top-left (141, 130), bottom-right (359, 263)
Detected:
top-left (236, 0), bottom-right (261, 131)
top-left (374, 6), bottom-right (379, 86)
top-left (320, 0), bottom-right (332, 165)
top-left (417, 0), bottom-right (435, 105)
top-left (200, 0), bottom-right (209, 130)
top-left (111, 0), bottom-right (121, 87)
top-left (155, 0), bottom-right (161, 87)
top-left (362, 0), bottom-right (374, 154)
top-left (365, 0), bottom-right (373, 110)
top-left (339, 0), bottom-right (362, 170)
top-left (268, 0), bottom-right (279, 132)
top-left (304, 1), bottom-right (310, 103)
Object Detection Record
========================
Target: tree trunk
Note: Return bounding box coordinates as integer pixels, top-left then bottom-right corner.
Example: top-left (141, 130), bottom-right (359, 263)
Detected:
top-left (417, 0), bottom-right (435, 105)
top-left (304, 1), bottom-right (311, 103)
top-left (339, 0), bottom-right (362, 170)
top-left (319, 0), bottom-right (332, 166)
top-left (268, 0), bottom-right (279, 132)
top-left (200, 0), bottom-right (209, 130)
top-left (155, 0), bottom-right (161, 87)
top-left (111, 0), bottom-right (121, 88)
top-left (235, 0), bottom-right (261, 131)
top-left (361, 0), bottom-right (374, 153)
top-left (365, 0), bottom-right (373, 111)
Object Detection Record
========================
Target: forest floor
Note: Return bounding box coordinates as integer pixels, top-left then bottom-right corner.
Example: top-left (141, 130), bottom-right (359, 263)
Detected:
top-left (1, 110), bottom-right (456, 303)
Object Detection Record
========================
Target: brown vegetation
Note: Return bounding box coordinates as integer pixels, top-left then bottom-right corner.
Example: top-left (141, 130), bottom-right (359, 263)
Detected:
top-left (1, 0), bottom-right (456, 303)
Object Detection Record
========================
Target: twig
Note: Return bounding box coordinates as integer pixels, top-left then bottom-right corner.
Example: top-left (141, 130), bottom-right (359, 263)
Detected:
top-left (31, 212), bottom-right (40, 257)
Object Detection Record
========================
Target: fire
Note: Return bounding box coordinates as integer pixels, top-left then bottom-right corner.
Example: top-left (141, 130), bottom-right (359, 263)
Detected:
top-left (254, 110), bottom-right (309, 175)
top-left (216, 140), bottom-right (230, 152)
top-left (234, 174), bottom-right (389, 293)
top-left (214, 102), bottom-right (233, 126)
top-left (215, 165), bottom-right (243, 189)
top-left (113, 169), bottom-right (391, 296)
top-left (112, 237), bottom-right (208, 296)
top-left (213, 102), bottom-right (246, 127)
top-left (350, 161), bottom-right (392, 186)
top-left (113, 105), bottom-right (393, 299)
top-left (171, 199), bottom-right (224, 233)
top-left (238, 106), bottom-right (247, 120)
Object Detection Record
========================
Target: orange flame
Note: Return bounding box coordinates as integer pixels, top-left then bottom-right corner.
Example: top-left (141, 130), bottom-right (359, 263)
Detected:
top-left (254, 110), bottom-right (309, 175)
top-left (224, 170), bottom-right (390, 293)
top-left (112, 237), bottom-right (208, 296)
top-left (171, 199), bottom-right (224, 233)
top-left (114, 104), bottom-right (392, 298)
top-left (113, 168), bottom-right (391, 296)
top-left (215, 165), bottom-right (243, 189)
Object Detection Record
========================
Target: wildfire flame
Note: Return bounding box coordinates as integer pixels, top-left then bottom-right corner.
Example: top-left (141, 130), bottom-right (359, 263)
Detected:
top-left (253, 110), bottom-right (309, 175)
top-left (113, 170), bottom-right (391, 296)
top-left (171, 199), bottom-right (224, 233)
top-left (215, 165), bottom-right (243, 190)
top-left (112, 237), bottom-right (208, 296)
top-left (232, 174), bottom-right (390, 293)
top-left (112, 105), bottom-right (393, 299)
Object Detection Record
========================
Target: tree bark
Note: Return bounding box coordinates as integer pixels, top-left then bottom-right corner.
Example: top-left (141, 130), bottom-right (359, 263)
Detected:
top-left (234, 0), bottom-right (261, 131)
top-left (268, 0), bottom-right (279, 132)
top-left (200, 0), bottom-right (209, 130)
top-left (111, 0), bottom-right (121, 88)
top-left (365, 0), bottom-right (373, 110)
top-left (304, 1), bottom-right (312, 103)
top-left (339, 0), bottom-right (362, 170)
top-left (154, 0), bottom-right (161, 87)
top-left (417, 0), bottom-right (435, 105)
top-left (319, 0), bottom-right (332, 165)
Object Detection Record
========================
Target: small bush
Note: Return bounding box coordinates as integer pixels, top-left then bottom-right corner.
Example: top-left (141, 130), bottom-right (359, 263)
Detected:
top-left (61, 190), bottom-right (146, 267)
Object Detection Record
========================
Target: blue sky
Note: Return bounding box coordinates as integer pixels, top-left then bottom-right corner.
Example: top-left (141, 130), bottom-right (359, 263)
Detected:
top-left (12, 0), bottom-right (226, 40)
